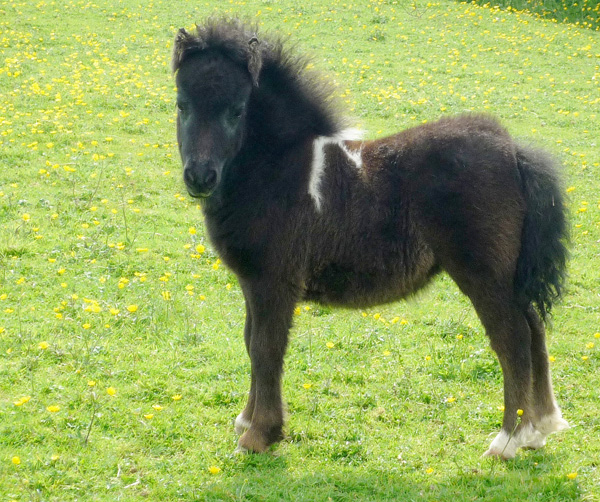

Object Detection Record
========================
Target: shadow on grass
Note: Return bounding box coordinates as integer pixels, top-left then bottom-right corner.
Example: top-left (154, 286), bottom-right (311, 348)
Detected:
top-left (199, 451), bottom-right (582, 502)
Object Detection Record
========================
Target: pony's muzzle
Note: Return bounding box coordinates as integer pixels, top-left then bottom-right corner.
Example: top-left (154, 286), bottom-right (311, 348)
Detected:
top-left (183, 160), bottom-right (220, 198)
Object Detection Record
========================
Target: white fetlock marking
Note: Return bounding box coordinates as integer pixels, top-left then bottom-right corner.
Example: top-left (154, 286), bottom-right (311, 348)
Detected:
top-left (234, 413), bottom-right (251, 435)
top-left (484, 430), bottom-right (519, 459)
top-left (536, 409), bottom-right (570, 436)
top-left (518, 422), bottom-right (546, 450)
top-left (485, 410), bottom-right (570, 458)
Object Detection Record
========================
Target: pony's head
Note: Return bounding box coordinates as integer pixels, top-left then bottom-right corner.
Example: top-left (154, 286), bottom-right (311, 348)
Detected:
top-left (172, 20), bottom-right (261, 198)
top-left (172, 18), bottom-right (346, 198)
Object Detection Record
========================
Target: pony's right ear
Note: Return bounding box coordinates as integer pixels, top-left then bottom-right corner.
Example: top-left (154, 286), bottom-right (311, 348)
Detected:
top-left (172, 28), bottom-right (195, 73)
top-left (247, 36), bottom-right (262, 87)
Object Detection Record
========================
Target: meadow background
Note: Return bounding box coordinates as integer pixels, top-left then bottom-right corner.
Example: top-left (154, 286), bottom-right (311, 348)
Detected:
top-left (1, 0), bottom-right (599, 500)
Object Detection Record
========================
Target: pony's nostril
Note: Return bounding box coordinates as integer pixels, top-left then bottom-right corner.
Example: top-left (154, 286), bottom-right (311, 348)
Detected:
top-left (204, 169), bottom-right (217, 188)
top-left (183, 167), bottom-right (196, 186)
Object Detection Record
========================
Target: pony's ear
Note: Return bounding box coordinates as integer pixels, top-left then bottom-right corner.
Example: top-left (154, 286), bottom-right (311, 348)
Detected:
top-left (247, 36), bottom-right (262, 87)
top-left (172, 28), bottom-right (195, 73)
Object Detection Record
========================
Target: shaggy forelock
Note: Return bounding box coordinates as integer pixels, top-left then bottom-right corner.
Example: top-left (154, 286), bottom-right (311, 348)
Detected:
top-left (171, 18), bottom-right (264, 85)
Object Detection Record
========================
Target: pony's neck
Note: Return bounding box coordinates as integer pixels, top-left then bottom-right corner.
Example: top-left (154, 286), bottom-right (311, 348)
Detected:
top-left (248, 63), bottom-right (343, 150)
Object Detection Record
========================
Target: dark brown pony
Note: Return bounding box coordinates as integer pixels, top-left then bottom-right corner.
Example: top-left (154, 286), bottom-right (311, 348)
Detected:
top-left (171, 19), bottom-right (569, 458)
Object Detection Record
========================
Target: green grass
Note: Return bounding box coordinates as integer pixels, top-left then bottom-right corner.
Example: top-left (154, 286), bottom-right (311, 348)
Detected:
top-left (1, 0), bottom-right (599, 500)
top-left (467, 0), bottom-right (600, 30)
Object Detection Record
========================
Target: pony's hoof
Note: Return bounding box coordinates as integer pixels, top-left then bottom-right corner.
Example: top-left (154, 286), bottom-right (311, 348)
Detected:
top-left (238, 429), bottom-right (271, 453)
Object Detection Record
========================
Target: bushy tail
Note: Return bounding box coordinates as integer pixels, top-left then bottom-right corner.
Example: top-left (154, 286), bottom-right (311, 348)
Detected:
top-left (515, 145), bottom-right (568, 320)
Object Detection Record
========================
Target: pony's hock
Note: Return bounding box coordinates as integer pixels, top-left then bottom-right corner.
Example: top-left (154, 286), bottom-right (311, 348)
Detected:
top-left (172, 18), bottom-right (569, 459)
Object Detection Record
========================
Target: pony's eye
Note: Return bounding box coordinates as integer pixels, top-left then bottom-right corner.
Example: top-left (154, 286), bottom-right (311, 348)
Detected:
top-left (226, 106), bottom-right (245, 127)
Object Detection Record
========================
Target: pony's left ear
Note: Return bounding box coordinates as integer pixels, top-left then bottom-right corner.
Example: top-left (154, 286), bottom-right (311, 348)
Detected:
top-left (172, 28), bottom-right (189, 73)
top-left (247, 36), bottom-right (262, 87)
top-left (172, 28), bottom-right (197, 73)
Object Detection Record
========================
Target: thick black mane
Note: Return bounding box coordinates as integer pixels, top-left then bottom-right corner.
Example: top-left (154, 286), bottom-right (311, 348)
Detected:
top-left (172, 18), bottom-right (346, 143)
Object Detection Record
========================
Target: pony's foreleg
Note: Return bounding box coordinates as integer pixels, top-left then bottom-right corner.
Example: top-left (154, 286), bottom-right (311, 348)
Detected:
top-left (234, 299), bottom-right (255, 435)
top-left (236, 281), bottom-right (296, 453)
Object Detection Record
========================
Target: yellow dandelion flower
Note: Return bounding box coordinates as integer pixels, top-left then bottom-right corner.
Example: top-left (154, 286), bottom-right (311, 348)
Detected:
top-left (172, 394), bottom-right (182, 401)
top-left (426, 467), bottom-right (434, 474)
top-left (22, 213), bottom-right (31, 221)
top-left (208, 466), bottom-right (221, 475)
top-left (152, 404), bottom-right (163, 411)
top-left (326, 342), bottom-right (335, 349)
top-left (109, 308), bottom-right (120, 315)
top-left (188, 227), bottom-right (197, 235)
top-left (586, 342), bottom-right (595, 349)
top-left (127, 305), bottom-right (138, 313)
top-left (51, 454), bottom-right (60, 461)
top-left (294, 307), bottom-right (301, 315)
top-left (517, 409), bottom-right (524, 417)
top-left (303, 383), bottom-right (312, 389)
top-left (88, 380), bottom-right (96, 387)
top-left (106, 387), bottom-right (116, 396)
top-left (196, 244), bottom-right (205, 254)
top-left (46, 405), bottom-right (60, 413)
top-left (144, 413), bottom-right (154, 420)
top-left (14, 396), bottom-right (31, 406)
top-left (549, 355), bottom-right (556, 362)
top-left (567, 472), bottom-right (578, 480)
top-left (595, 333), bottom-right (600, 339)
top-left (446, 397), bottom-right (456, 403)
top-left (38, 341), bottom-right (49, 350)
top-left (12, 456), bottom-right (21, 465)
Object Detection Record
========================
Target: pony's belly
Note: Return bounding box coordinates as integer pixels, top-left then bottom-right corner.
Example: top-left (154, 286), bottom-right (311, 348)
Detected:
top-left (303, 261), bottom-right (438, 309)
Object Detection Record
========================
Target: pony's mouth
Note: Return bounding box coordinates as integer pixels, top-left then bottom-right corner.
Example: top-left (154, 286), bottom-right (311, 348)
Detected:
top-left (186, 186), bottom-right (214, 199)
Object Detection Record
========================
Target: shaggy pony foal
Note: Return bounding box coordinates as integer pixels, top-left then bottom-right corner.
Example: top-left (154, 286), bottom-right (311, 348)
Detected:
top-left (171, 19), bottom-right (569, 458)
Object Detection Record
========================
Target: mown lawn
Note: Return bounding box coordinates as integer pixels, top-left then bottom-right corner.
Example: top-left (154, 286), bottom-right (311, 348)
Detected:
top-left (1, 0), bottom-right (599, 500)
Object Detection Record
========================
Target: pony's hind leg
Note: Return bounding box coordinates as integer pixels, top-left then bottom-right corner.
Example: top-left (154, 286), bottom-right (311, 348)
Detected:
top-left (463, 287), bottom-right (543, 459)
top-left (525, 305), bottom-right (569, 447)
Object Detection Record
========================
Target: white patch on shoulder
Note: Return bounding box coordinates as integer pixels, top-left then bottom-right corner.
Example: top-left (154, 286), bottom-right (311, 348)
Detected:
top-left (308, 128), bottom-right (364, 212)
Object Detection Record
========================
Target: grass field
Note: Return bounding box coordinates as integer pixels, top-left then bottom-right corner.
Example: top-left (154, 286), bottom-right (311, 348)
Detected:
top-left (1, 0), bottom-right (599, 500)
